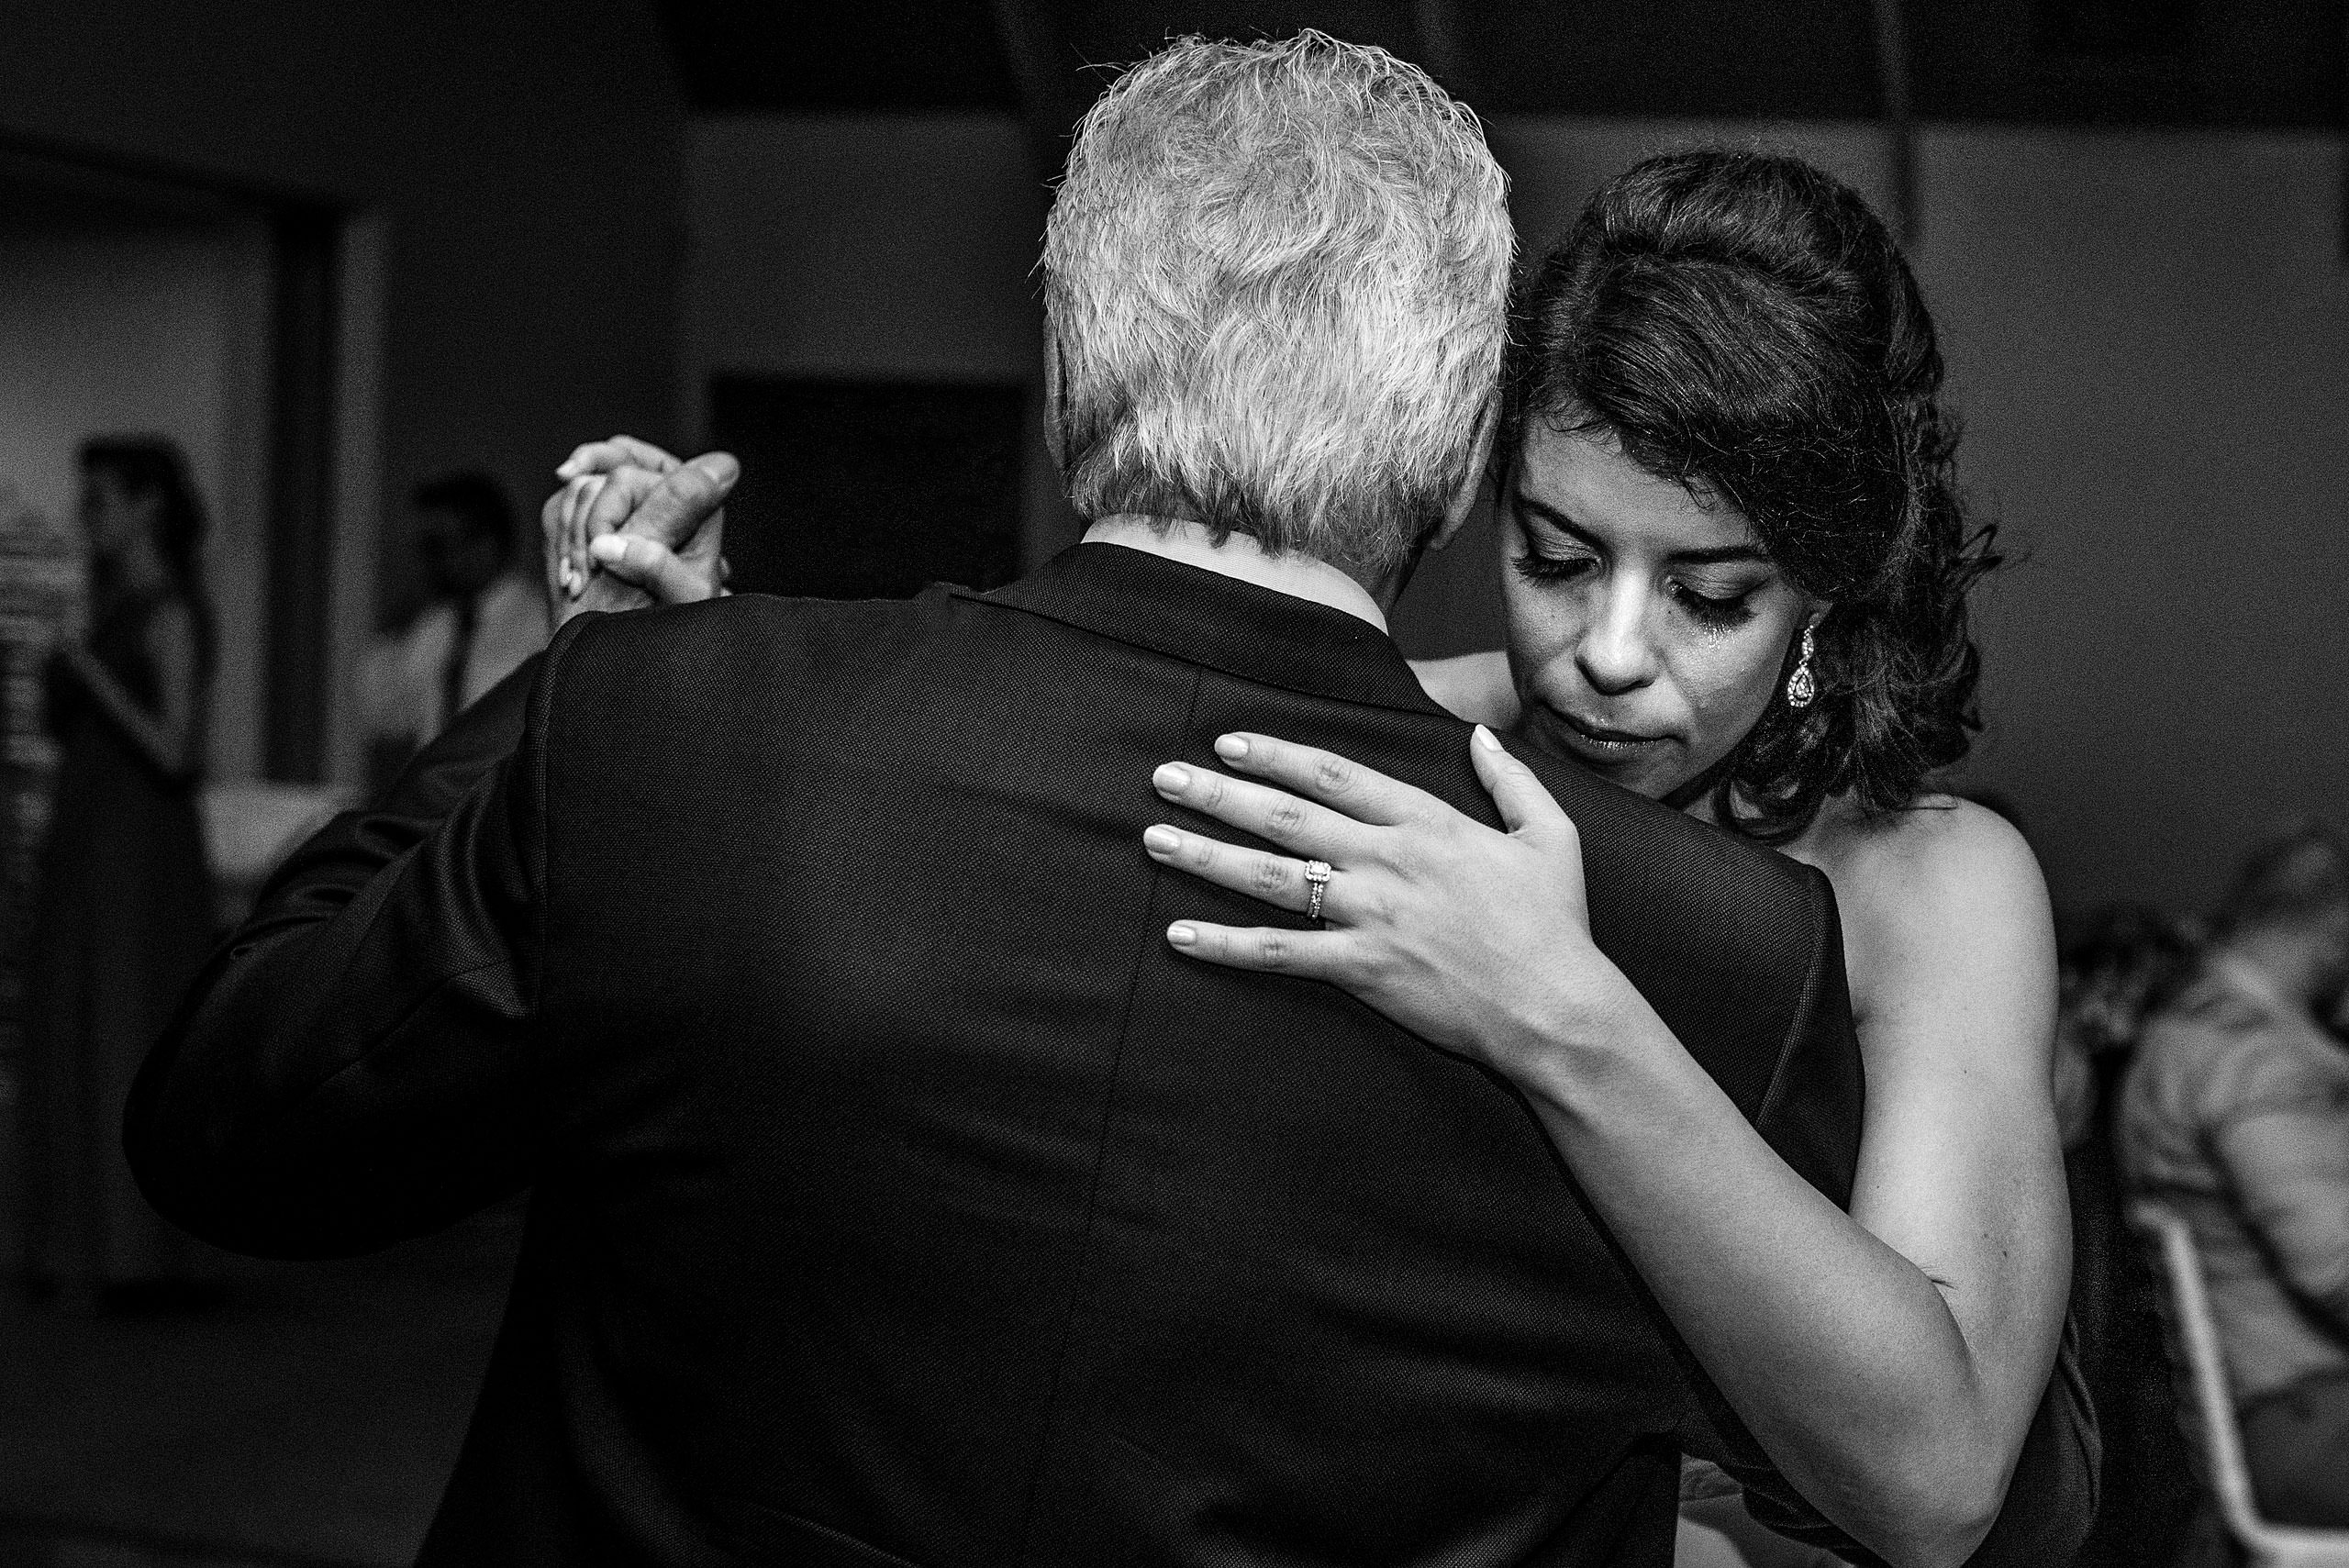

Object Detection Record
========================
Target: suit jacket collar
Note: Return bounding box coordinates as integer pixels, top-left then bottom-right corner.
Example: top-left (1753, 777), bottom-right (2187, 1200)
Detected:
top-left (965, 543), bottom-right (1453, 717)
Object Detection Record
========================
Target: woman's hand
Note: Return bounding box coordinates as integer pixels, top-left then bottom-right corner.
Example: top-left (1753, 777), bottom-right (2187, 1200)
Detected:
top-left (1142, 726), bottom-right (1643, 1072)
top-left (541, 437), bottom-right (736, 622)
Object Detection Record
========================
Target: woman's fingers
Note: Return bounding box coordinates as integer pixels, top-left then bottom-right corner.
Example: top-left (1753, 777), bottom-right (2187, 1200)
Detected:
top-left (542, 475), bottom-right (603, 600)
top-left (1208, 732), bottom-right (1428, 827)
top-left (1164, 919), bottom-right (1347, 979)
top-left (554, 435), bottom-right (683, 480)
top-left (1150, 761), bottom-right (1365, 859)
top-left (566, 473), bottom-right (607, 597)
top-left (1468, 725), bottom-right (1575, 843)
top-left (1141, 823), bottom-right (1321, 915)
top-left (580, 464), bottom-right (663, 540)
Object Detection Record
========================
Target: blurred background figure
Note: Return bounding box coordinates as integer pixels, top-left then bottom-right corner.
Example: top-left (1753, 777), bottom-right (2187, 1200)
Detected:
top-left (2121, 822), bottom-right (2349, 1531)
top-left (2055, 906), bottom-right (2202, 1152)
top-left (357, 473), bottom-right (546, 789)
top-left (21, 436), bottom-right (217, 1313)
top-left (2051, 904), bottom-right (2203, 1565)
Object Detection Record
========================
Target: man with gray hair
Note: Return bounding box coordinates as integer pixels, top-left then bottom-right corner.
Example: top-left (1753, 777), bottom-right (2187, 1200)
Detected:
top-left (132, 35), bottom-right (1865, 1566)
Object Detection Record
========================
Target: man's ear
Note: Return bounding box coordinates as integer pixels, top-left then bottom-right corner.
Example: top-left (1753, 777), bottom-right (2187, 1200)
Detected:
top-left (1430, 395), bottom-right (1499, 552)
top-left (1042, 334), bottom-right (1069, 473)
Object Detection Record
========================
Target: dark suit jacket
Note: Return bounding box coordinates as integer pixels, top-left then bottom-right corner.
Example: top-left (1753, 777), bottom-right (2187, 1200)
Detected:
top-left (129, 543), bottom-right (1981, 1565)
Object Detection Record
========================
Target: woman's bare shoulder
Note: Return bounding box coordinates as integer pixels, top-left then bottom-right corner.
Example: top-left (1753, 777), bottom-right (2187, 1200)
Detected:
top-left (1800, 793), bottom-right (2042, 916)
top-left (1407, 650), bottom-right (1518, 726)
top-left (1798, 793), bottom-right (2055, 1047)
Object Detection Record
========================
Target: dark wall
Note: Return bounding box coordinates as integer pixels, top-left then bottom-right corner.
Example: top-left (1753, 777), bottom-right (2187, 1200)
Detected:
top-left (1, 0), bottom-right (689, 628)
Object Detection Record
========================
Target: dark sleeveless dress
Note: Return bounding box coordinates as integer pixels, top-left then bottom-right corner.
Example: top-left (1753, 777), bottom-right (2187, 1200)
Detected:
top-left (23, 588), bottom-right (217, 1295)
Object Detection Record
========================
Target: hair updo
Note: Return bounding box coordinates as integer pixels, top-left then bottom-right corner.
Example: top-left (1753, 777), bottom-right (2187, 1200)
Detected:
top-left (1501, 148), bottom-right (1998, 841)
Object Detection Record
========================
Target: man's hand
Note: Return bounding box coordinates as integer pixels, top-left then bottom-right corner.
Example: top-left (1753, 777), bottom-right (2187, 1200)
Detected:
top-left (540, 436), bottom-right (738, 625)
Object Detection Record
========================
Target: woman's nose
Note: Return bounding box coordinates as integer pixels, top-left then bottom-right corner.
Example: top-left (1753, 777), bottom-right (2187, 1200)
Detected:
top-left (1575, 590), bottom-right (1658, 695)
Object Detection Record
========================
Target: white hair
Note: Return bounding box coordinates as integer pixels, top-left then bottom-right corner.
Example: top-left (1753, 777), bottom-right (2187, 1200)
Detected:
top-left (1042, 31), bottom-right (1513, 578)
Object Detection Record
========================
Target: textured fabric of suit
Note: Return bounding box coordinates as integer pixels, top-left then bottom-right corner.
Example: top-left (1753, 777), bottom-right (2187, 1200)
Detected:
top-left (130, 544), bottom-right (1867, 1568)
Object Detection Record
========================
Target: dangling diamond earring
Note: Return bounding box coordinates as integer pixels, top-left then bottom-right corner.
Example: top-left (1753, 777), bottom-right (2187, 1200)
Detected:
top-left (1787, 625), bottom-right (1818, 709)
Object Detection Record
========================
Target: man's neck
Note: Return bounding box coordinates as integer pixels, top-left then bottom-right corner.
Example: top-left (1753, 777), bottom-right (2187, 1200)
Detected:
top-left (1081, 515), bottom-right (1388, 631)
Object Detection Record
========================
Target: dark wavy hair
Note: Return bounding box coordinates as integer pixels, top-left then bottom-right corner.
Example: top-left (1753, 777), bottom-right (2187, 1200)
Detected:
top-left (1500, 149), bottom-right (1998, 841)
top-left (81, 434), bottom-right (216, 679)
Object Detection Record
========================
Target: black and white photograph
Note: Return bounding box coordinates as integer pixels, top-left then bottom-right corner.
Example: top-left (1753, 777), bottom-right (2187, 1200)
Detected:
top-left (0, 3), bottom-right (2343, 1565)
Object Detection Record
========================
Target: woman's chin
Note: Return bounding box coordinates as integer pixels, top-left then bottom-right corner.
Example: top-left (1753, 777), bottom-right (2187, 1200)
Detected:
top-left (1521, 710), bottom-right (1682, 798)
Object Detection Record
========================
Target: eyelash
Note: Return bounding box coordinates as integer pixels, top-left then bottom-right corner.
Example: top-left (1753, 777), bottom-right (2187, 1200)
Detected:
top-left (1509, 551), bottom-right (1758, 630)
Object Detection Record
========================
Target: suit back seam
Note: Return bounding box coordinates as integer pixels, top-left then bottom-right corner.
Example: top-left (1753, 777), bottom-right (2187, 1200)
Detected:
top-left (1008, 661), bottom-right (1208, 1565)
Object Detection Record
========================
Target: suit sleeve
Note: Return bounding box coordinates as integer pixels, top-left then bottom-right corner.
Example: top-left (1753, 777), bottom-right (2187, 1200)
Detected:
top-left (123, 625), bottom-right (580, 1261)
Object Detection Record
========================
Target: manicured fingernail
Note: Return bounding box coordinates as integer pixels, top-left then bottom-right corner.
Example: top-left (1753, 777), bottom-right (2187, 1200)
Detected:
top-left (1473, 724), bottom-right (1502, 752)
top-left (588, 533), bottom-right (628, 562)
top-left (1166, 923), bottom-right (1197, 948)
top-left (1214, 734), bottom-right (1249, 761)
top-left (1142, 825), bottom-right (1181, 853)
top-left (1153, 762), bottom-right (1191, 793)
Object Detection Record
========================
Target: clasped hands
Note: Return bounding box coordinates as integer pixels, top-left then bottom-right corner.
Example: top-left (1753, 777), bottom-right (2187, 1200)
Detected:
top-left (540, 435), bottom-right (736, 623)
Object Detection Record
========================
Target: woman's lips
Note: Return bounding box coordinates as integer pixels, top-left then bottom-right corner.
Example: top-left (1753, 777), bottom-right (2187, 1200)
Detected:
top-left (1552, 708), bottom-right (1668, 756)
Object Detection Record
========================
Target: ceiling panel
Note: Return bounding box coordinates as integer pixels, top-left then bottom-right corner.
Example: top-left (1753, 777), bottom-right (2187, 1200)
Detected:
top-left (655, 0), bottom-right (2347, 128)
top-left (659, 0), bottom-right (1020, 112)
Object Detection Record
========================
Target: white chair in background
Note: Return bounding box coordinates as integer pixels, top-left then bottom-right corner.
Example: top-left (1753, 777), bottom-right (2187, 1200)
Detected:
top-left (2132, 1200), bottom-right (2349, 1568)
top-left (198, 780), bottom-right (356, 928)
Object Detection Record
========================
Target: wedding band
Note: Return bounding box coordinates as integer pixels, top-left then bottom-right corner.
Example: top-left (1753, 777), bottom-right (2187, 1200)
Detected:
top-left (1302, 859), bottom-right (1331, 923)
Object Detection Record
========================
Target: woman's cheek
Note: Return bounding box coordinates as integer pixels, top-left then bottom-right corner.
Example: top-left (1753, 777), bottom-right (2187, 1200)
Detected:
top-left (1678, 643), bottom-right (1779, 757)
top-left (1499, 592), bottom-right (1578, 699)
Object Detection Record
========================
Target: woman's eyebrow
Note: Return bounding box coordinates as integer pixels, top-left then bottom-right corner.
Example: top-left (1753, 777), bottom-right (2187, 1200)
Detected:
top-left (1673, 544), bottom-right (1771, 567)
top-left (1513, 495), bottom-right (1596, 545)
top-left (1517, 495), bottom-right (1770, 568)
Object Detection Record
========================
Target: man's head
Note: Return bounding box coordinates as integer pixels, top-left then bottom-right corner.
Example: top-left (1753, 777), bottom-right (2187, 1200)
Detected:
top-left (1042, 31), bottom-right (1511, 586)
top-left (413, 472), bottom-right (518, 601)
top-left (2210, 820), bottom-right (2349, 1020)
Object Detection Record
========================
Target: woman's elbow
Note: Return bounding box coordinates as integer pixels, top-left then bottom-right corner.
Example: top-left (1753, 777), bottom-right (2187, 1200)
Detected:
top-left (1877, 1453), bottom-right (2008, 1568)
top-left (1824, 1416), bottom-right (2009, 1568)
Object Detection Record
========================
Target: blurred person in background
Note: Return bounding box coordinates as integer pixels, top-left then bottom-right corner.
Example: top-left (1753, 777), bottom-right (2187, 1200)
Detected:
top-left (2121, 822), bottom-right (2349, 1527)
top-left (2056, 906), bottom-right (2201, 1151)
top-left (358, 472), bottom-right (546, 788)
top-left (2054, 906), bottom-right (2203, 1563)
top-left (23, 435), bottom-right (217, 1311)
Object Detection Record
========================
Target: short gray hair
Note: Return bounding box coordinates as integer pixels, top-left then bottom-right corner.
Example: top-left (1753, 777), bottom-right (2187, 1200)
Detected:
top-left (1043, 31), bottom-right (1513, 578)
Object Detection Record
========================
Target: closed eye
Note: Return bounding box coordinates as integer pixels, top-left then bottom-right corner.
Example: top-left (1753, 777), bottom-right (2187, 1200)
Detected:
top-left (1511, 550), bottom-right (1596, 586)
top-left (1672, 582), bottom-right (1756, 629)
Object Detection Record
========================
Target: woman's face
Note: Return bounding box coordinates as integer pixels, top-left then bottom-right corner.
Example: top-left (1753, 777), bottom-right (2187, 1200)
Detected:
top-left (80, 467), bottom-right (153, 564)
top-left (1499, 423), bottom-right (1820, 802)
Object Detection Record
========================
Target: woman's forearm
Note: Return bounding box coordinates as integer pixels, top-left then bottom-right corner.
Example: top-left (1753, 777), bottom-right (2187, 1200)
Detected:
top-left (1512, 983), bottom-right (2007, 1567)
top-left (69, 648), bottom-right (192, 776)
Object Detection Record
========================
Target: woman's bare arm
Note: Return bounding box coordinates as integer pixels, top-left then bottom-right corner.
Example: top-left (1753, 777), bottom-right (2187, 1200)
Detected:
top-left (65, 600), bottom-right (202, 776)
top-left (1811, 801), bottom-right (2072, 1542)
top-left (1144, 738), bottom-right (2067, 1568)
